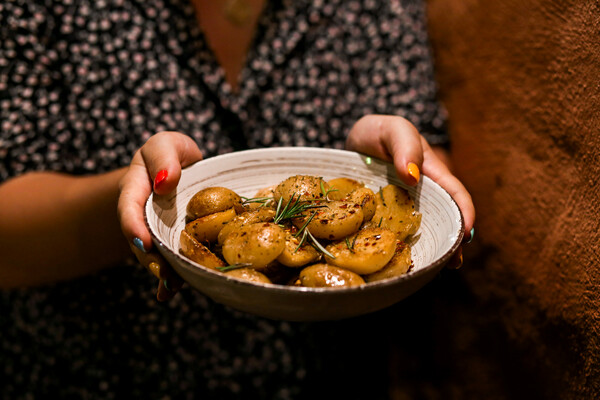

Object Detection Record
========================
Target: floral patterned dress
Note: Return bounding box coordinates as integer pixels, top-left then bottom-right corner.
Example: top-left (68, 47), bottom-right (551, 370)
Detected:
top-left (0, 0), bottom-right (446, 398)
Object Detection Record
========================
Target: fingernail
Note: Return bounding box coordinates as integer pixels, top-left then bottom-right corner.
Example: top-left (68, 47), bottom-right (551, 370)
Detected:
top-left (154, 169), bottom-right (168, 190)
top-left (163, 279), bottom-right (172, 292)
top-left (465, 227), bottom-right (475, 244)
top-left (133, 237), bottom-right (146, 253)
top-left (407, 162), bottom-right (420, 183)
top-left (148, 262), bottom-right (161, 278)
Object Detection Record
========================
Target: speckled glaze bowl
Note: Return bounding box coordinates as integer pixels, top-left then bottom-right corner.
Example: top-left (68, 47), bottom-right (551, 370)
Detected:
top-left (145, 147), bottom-right (464, 321)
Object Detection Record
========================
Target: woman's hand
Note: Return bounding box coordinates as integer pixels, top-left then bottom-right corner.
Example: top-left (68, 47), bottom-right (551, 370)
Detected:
top-left (346, 115), bottom-right (475, 268)
top-left (118, 131), bottom-right (204, 300)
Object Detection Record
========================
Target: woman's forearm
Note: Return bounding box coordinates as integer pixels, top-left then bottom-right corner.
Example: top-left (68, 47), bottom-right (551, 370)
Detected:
top-left (0, 168), bottom-right (132, 288)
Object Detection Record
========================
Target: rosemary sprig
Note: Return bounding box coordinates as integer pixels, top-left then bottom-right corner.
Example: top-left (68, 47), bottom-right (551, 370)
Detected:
top-left (293, 229), bottom-right (308, 253)
top-left (293, 211), bottom-right (317, 238)
top-left (273, 193), bottom-right (326, 225)
top-left (217, 263), bottom-right (253, 272)
top-left (292, 211), bottom-right (318, 253)
top-left (290, 210), bottom-right (335, 259)
top-left (319, 180), bottom-right (338, 200)
top-left (270, 193), bottom-right (333, 258)
top-left (241, 196), bottom-right (273, 207)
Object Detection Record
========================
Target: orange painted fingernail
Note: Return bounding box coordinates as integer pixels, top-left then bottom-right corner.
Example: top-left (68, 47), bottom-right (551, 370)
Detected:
top-left (407, 162), bottom-right (420, 183)
top-left (154, 169), bottom-right (168, 190)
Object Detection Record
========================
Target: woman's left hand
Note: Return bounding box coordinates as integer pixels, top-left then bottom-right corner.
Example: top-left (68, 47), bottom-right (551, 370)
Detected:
top-left (346, 115), bottom-right (475, 268)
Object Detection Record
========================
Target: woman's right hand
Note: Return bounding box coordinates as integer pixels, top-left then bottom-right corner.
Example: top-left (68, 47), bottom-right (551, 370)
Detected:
top-left (117, 131), bottom-right (204, 301)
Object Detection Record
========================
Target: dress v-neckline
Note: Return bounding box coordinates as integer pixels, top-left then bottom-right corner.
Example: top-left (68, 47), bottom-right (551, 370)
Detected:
top-left (179, 0), bottom-right (333, 116)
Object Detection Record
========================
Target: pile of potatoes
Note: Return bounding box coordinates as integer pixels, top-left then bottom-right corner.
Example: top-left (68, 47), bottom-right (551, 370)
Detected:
top-left (179, 175), bottom-right (421, 288)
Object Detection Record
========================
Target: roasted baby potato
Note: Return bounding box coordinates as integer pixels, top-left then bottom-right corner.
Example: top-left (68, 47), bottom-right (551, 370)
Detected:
top-left (297, 263), bottom-right (365, 288)
top-left (180, 176), bottom-right (419, 288)
top-left (180, 230), bottom-right (226, 270)
top-left (292, 200), bottom-right (363, 240)
top-left (368, 185), bottom-right (422, 241)
top-left (217, 208), bottom-right (276, 245)
top-left (224, 268), bottom-right (272, 284)
top-left (276, 228), bottom-right (321, 268)
top-left (326, 177), bottom-right (364, 200)
top-left (221, 222), bottom-right (286, 269)
top-left (325, 227), bottom-right (396, 275)
top-left (345, 187), bottom-right (376, 222)
top-left (273, 175), bottom-right (329, 203)
top-left (186, 187), bottom-right (243, 220)
top-left (365, 241), bottom-right (412, 282)
top-left (185, 207), bottom-right (237, 244)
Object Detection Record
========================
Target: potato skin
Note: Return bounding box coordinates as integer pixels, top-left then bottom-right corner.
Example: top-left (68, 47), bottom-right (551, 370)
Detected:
top-left (325, 227), bottom-right (397, 275)
top-left (273, 175), bottom-right (328, 204)
top-left (217, 208), bottom-right (276, 245)
top-left (180, 230), bottom-right (226, 270)
top-left (186, 187), bottom-right (243, 220)
top-left (224, 268), bottom-right (272, 284)
top-left (293, 200), bottom-right (363, 241)
top-left (326, 177), bottom-right (364, 200)
top-left (365, 241), bottom-right (412, 282)
top-left (277, 228), bottom-right (321, 268)
top-left (346, 187), bottom-right (376, 222)
top-left (367, 185), bottom-right (422, 241)
top-left (221, 222), bottom-right (286, 269)
top-left (185, 207), bottom-right (237, 244)
top-left (298, 263), bottom-right (365, 288)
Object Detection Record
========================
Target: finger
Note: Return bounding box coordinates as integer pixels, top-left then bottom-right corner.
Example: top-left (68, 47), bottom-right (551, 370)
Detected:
top-left (420, 138), bottom-right (476, 236)
top-left (157, 278), bottom-right (181, 302)
top-left (118, 131), bottom-right (204, 253)
top-left (118, 158), bottom-right (154, 252)
top-left (130, 245), bottom-right (184, 286)
top-left (140, 131), bottom-right (204, 196)
top-left (346, 115), bottom-right (424, 186)
top-left (445, 245), bottom-right (463, 270)
top-left (130, 245), bottom-right (184, 300)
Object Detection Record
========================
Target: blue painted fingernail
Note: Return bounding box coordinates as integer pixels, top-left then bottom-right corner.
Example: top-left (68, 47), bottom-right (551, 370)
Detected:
top-left (133, 237), bottom-right (146, 253)
top-left (465, 227), bottom-right (475, 244)
top-left (163, 280), bottom-right (171, 291)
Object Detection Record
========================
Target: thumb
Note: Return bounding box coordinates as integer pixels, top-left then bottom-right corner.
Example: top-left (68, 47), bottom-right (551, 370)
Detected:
top-left (141, 131), bottom-right (204, 195)
top-left (347, 115), bottom-right (424, 186)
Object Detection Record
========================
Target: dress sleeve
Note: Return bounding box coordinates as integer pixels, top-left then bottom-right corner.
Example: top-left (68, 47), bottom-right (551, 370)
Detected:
top-left (0, 0), bottom-right (65, 183)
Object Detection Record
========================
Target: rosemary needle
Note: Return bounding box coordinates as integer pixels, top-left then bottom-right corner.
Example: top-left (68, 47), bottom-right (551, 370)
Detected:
top-left (217, 263), bottom-right (252, 272)
top-left (240, 196), bottom-right (273, 206)
top-left (306, 229), bottom-right (335, 259)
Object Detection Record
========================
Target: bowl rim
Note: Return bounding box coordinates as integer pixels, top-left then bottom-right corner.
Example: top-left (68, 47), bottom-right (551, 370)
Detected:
top-left (144, 147), bottom-right (465, 295)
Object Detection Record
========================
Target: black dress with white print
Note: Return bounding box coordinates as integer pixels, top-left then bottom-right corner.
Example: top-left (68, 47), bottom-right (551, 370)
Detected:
top-left (0, 0), bottom-right (447, 398)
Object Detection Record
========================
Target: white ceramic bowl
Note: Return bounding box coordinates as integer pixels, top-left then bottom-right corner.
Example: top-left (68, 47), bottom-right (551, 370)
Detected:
top-left (145, 147), bottom-right (464, 321)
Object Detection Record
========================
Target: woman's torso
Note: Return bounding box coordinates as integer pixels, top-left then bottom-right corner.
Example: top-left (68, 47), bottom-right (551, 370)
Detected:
top-left (0, 0), bottom-right (445, 398)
